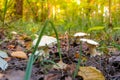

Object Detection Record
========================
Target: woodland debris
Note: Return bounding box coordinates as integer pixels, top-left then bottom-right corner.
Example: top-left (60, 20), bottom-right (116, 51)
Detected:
top-left (11, 51), bottom-right (28, 59)
top-left (78, 66), bottom-right (105, 80)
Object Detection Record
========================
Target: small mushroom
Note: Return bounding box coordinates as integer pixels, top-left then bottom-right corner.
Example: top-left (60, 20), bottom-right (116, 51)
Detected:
top-left (80, 38), bottom-right (99, 57)
top-left (74, 32), bottom-right (90, 44)
top-left (11, 31), bottom-right (17, 39)
top-left (74, 32), bottom-right (90, 37)
top-left (33, 35), bottom-right (57, 57)
top-left (11, 31), bottom-right (17, 35)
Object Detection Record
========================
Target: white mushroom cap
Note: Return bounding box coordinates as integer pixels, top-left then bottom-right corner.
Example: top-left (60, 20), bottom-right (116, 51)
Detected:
top-left (74, 32), bottom-right (90, 37)
top-left (80, 38), bottom-right (87, 42)
top-left (80, 38), bottom-right (99, 46)
top-left (11, 31), bottom-right (17, 35)
top-left (33, 35), bottom-right (57, 47)
top-left (80, 38), bottom-right (100, 56)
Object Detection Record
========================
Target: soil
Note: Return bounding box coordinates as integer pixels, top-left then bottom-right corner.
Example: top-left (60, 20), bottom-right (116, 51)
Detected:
top-left (0, 31), bottom-right (120, 80)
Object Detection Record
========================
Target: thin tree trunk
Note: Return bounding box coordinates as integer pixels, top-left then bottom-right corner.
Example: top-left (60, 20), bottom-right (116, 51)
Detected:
top-left (14, 0), bottom-right (23, 19)
top-left (108, 0), bottom-right (113, 28)
top-left (47, 1), bottom-right (51, 19)
top-left (40, 1), bottom-right (46, 22)
top-left (85, 0), bottom-right (91, 28)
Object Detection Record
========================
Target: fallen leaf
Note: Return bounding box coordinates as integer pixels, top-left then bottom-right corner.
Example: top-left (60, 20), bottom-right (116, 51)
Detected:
top-left (78, 66), bottom-right (105, 80)
top-left (16, 45), bottom-right (25, 51)
top-left (0, 50), bottom-right (8, 58)
top-left (7, 45), bottom-right (15, 50)
top-left (11, 51), bottom-right (28, 59)
top-left (4, 57), bottom-right (11, 61)
top-left (44, 73), bottom-right (61, 80)
top-left (25, 41), bottom-right (32, 50)
top-left (53, 60), bottom-right (67, 70)
top-left (0, 57), bottom-right (8, 70)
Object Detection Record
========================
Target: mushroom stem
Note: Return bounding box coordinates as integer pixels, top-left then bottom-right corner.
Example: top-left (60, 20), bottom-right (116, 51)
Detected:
top-left (75, 37), bottom-right (81, 44)
top-left (43, 47), bottom-right (49, 57)
top-left (89, 47), bottom-right (98, 57)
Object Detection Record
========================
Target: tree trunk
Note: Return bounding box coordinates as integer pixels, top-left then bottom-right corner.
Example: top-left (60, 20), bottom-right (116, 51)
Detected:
top-left (47, 1), bottom-right (51, 19)
top-left (108, 0), bottom-right (113, 28)
top-left (14, 0), bottom-right (23, 19)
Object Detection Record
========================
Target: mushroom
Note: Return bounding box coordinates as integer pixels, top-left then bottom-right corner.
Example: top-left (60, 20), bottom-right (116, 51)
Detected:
top-left (80, 38), bottom-right (99, 57)
top-left (11, 31), bottom-right (17, 35)
top-left (33, 35), bottom-right (57, 57)
top-left (11, 31), bottom-right (17, 39)
top-left (33, 35), bottom-right (67, 69)
top-left (74, 32), bottom-right (90, 44)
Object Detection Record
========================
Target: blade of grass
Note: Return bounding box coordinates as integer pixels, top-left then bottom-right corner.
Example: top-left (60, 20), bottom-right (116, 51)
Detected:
top-left (26, 0), bottom-right (37, 21)
top-left (41, 60), bottom-right (59, 66)
top-left (49, 21), bottom-right (62, 61)
top-left (73, 44), bottom-right (82, 78)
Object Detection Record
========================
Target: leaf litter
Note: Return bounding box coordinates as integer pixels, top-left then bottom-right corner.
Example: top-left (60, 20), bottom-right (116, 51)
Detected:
top-left (0, 31), bottom-right (120, 80)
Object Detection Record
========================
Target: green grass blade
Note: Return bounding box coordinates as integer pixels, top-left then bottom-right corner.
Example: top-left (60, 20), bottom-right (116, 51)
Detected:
top-left (41, 60), bottom-right (59, 66)
top-left (49, 21), bottom-right (62, 61)
top-left (24, 54), bottom-right (34, 80)
top-left (73, 44), bottom-right (82, 78)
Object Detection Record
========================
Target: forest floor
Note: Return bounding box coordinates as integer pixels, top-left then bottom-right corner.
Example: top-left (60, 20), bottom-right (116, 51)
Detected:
top-left (0, 29), bottom-right (120, 80)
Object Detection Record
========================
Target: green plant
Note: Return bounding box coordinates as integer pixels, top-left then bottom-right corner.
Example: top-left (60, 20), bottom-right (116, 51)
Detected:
top-left (73, 44), bottom-right (82, 79)
top-left (24, 20), bottom-right (62, 80)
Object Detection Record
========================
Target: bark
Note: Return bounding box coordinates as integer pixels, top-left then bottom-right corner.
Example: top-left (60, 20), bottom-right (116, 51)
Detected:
top-left (47, 1), bottom-right (51, 19)
top-left (108, 0), bottom-right (113, 28)
top-left (14, 0), bottom-right (23, 19)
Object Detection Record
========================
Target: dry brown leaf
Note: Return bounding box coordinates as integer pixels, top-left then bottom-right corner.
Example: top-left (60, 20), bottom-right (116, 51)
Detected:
top-left (78, 66), bottom-right (105, 80)
top-left (11, 51), bottom-right (28, 59)
top-left (16, 45), bottom-right (25, 51)
top-left (7, 45), bottom-right (15, 50)
top-left (44, 73), bottom-right (61, 80)
top-left (53, 60), bottom-right (67, 70)
top-left (25, 41), bottom-right (32, 50)
top-left (4, 57), bottom-right (11, 61)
